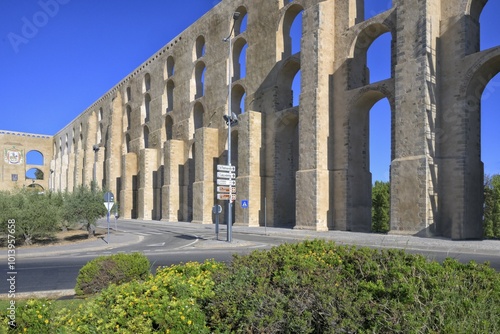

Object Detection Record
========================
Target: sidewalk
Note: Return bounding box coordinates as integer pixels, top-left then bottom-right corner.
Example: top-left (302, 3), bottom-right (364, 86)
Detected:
top-left (10, 227), bottom-right (142, 259)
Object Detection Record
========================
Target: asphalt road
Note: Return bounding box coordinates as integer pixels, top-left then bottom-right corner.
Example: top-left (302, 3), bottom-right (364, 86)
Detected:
top-left (1, 219), bottom-right (499, 295)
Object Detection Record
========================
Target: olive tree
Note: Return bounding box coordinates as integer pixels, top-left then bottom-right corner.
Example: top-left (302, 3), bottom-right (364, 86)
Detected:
top-left (3, 190), bottom-right (62, 245)
top-left (63, 186), bottom-right (107, 237)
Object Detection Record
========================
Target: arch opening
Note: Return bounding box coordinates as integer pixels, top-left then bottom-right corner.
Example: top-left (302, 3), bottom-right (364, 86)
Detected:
top-left (143, 126), bottom-right (150, 149)
top-left (482, 73), bottom-right (500, 177)
top-left (26, 168), bottom-right (44, 180)
top-left (279, 4), bottom-right (304, 60)
top-left (233, 38), bottom-right (248, 81)
top-left (194, 62), bottom-right (206, 99)
top-left (234, 7), bottom-right (247, 36)
top-left (370, 98), bottom-right (391, 233)
top-left (165, 116), bottom-right (173, 141)
top-left (277, 59), bottom-right (301, 111)
top-left (365, 1), bottom-right (392, 21)
top-left (367, 32), bottom-right (392, 83)
top-left (26, 150), bottom-right (44, 165)
top-left (480, 0), bottom-right (500, 52)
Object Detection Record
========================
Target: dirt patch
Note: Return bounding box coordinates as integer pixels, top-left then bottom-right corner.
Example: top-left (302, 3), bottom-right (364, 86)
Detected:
top-left (0, 227), bottom-right (107, 248)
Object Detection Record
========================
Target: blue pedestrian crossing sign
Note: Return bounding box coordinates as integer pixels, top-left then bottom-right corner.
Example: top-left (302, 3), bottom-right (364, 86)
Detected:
top-left (241, 200), bottom-right (249, 208)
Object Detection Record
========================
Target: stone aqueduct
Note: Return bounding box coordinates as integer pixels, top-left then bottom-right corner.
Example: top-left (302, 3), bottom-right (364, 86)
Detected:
top-left (2, 0), bottom-right (499, 239)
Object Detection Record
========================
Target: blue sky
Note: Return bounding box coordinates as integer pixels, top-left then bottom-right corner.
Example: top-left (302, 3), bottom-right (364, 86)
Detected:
top-left (1, 0), bottom-right (499, 181)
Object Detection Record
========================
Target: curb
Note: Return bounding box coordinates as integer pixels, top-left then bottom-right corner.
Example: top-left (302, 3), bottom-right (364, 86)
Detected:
top-left (0, 289), bottom-right (75, 300)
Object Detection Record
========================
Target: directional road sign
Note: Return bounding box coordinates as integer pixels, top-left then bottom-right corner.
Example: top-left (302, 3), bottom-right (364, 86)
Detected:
top-left (217, 171), bottom-right (236, 179)
top-left (217, 186), bottom-right (236, 193)
top-left (217, 164), bottom-right (236, 172)
top-left (217, 179), bottom-right (236, 186)
top-left (217, 193), bottom-right (236, 201)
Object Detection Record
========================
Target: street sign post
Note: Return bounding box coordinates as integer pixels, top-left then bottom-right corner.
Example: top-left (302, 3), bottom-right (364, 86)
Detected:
top-left (103, 191), bottom-right (114, 243)
top-left (215, 164), bottom-right (236, 242)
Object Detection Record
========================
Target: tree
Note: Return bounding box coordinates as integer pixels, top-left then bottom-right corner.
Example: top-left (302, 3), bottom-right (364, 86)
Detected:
top-left (62, 185), bottom-right (107, 237)
top-left (6, 190), bottom-right (61, 245)
top-left (484, 174), bottom-right (500, 239)
top-left (34, 169), bottom-right (44, 180)
top-left (372, 181), bottom-right (390, 233)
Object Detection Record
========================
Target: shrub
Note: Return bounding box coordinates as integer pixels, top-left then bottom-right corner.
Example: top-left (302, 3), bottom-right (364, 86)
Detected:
top-left (56, 260), bottom-right (224, 333)
top-left (75, 253), bottom-right (150, 295)
top-left (206, 240), bottom-right (500, 333)
top-left (2, 299), bottom-right (54, 333)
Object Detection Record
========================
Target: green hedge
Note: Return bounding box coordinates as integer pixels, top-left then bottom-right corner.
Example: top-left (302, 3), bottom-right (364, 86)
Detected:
top-left (206, 240), bottom-right (500, 333)
top-left (75, 252), bottom-right (150, 295)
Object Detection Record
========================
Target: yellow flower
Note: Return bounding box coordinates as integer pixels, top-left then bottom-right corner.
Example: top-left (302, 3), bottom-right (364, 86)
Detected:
top-left (181, 315), bottom-right (185, 321)
top-left (188, 320), bottom-right (192, 325)
top-left (38, 314), bottom-right (42, 319)
top-left (45, 319), bottom-right (49, 324)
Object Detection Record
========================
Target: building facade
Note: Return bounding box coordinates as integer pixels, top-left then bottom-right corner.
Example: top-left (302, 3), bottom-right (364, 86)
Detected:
top-left (3, 0), bottom-right (499, 239)
top-left (0, 131), bottom-right (52, 192)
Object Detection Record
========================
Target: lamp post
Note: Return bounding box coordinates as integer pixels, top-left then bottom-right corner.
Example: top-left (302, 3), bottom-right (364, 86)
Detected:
top-left (223, 11), bottom-right (240, 243)
top-left (92, 144), bottom-right (99, 192)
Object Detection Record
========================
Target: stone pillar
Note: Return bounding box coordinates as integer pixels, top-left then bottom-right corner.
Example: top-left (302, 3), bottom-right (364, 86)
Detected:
top-left (437, 3), bottom-right (484, 239)
top-left (73, 147), bottom-right (84, 190)
top-left (235, 111), bottom-right (261, 227)
top-left (106, 93), bottom-right (123, 196)
top-left (390, 0), bottom-right (437, 234)
top-left (95, 149), bottom-right (105, 189)
top-left (138, 148), bottom-right (157, 220)
top-left (192, 128), bottom-right (218, 224)
top-left (295, 1), bottom-right (334, 231)
top-left (60, 154), bottom-right (69, 191)
top-left (162, 140), bottom-right (185, 222)
top-left (67, 151), bottom-right (75, 191)
top-left (82, 143), bottom-right (93, 188)
top-left (120, 152), bottom-right (137, 219)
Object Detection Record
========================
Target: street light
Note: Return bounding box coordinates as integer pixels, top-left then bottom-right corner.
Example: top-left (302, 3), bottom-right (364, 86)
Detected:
top-left (223, 11), bottom-right (240, 243)
top-left (92, 144), bottom-right (99, 192)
